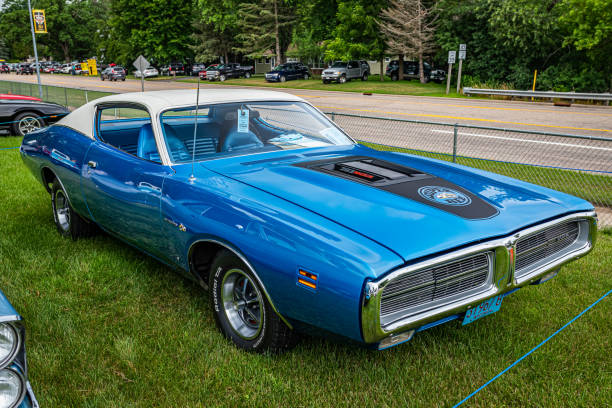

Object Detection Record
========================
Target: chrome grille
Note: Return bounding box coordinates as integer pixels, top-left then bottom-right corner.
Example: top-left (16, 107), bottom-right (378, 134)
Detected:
top-left (380, 253), bottom-right (490, 318)
top-left (515, 221), bottom-right (580, 277)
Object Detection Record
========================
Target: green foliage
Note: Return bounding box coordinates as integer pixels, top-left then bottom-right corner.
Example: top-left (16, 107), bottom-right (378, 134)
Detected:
top-left (192, 0), bottom-right (243, 63)
top-left (105, 0), bottom-right (194, 66)
top-left (325, 0), bottom-right (387, 61)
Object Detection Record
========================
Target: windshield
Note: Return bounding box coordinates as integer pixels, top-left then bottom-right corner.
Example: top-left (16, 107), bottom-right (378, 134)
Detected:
top-left (160, 101), bottom-right (353, 163)
top-left (273, 64), bottom-right (288, 71)
top-left (214, 65), bottom-right (225, 70)
top-left (330, 62), bottom-right (347, 68)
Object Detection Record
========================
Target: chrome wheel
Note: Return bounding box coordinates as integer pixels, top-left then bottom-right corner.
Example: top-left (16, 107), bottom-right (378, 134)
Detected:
top-left (221, 268), bottom-right (263, 340)
top-left (18, 116), bottom-right (42, 135)
top-left (339, 76), bottom-right (346, 83)
top-left (53, 189), bottom-right (70, 232)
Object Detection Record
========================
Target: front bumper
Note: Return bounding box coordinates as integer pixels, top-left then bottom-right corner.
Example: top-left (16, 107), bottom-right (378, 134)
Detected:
top-left (265, 75), bottom-right (280, 82)
top-left (322, 73), bottom-right (341, 81)
top-left (361, 211), bottom-right (597, 348)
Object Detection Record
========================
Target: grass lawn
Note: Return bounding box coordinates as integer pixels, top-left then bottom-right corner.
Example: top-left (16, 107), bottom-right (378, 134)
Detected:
top-left (0, 136), bottom-right (610, 407)
top-left (178, 75), bottom-right (466, 98)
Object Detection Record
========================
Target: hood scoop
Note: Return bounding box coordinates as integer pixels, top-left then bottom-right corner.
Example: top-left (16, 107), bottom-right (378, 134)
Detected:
top-left (296, 156), bottom-right (499, 220)
top-left (304, 157), bottom-right (431, 186)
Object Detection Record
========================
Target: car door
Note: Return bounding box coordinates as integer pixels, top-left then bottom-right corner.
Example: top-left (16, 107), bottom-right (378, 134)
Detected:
top-left (81, 103), bottom-right (173, 259)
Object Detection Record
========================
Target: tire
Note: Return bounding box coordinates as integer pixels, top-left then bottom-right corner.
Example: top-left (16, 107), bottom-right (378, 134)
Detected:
top-left (122, 78), bottom-right (125, 81)
top-left (12, 112), bottom-right (45, 136)
top-left (245, 72), bottom-right (251, 79)
top-left (303, 73), bottom-right (309, 80)
top-left (280, 75), bottom-right (286, 83)
top-left (361, 72), bottom-right (368, 81)
top-left (101, 76), bottom-right (105, 81)
top-left (209, 250), bottom-right (297, 353)
top-left (339, 75), bottom-right (346, 84)
top-left (391, 73), bottom-right (399, 81)
top-left (323, 79), bottom-right (329, 84)
top-left (51, 179), bottom-right (96, 240)
top-left (220, 74), bottom-right (226, 82)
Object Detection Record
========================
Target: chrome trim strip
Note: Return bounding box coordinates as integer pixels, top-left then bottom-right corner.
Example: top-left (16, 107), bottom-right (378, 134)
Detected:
top-left (187, 238), bottom-right (293, 330)
top-left (362, 211), bottom-right (597, 344)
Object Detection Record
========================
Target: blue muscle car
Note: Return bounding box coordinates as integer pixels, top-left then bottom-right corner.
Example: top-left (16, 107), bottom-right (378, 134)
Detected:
top-left (20, 89), bottom-right (597, 352)
top-left (0, 290), bottom-right (39, 407)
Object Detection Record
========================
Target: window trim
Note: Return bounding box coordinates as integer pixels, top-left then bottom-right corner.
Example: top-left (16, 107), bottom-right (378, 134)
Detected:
top-left (94, 102), bottom-right (164, 165)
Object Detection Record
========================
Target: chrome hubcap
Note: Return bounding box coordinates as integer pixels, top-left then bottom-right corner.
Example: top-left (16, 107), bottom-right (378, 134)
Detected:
top-left (18, 116), bottom-right (42, 134)
top-left (54, 190), bottom-right (70, 231)
top-left (221, 269), bottom-right (263, 340)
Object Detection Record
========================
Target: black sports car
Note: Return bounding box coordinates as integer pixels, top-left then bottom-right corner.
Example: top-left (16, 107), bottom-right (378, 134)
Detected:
top-left (0, 97), bottom-right (70, 136)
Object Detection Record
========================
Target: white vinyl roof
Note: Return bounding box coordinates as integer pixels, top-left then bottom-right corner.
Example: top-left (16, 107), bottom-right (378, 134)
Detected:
top-left (57, 89), bottom-right (305, 138)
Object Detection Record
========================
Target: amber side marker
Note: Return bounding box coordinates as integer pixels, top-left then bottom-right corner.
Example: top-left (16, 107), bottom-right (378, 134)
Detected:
top-left (299, 270), bottom-right (318, 280)
top-left (298, 278), bottom-right (317, 289)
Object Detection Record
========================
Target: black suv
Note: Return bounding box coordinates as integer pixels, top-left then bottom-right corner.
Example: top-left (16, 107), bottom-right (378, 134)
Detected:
top-left (100, 66), bottom-right (126, 81)
top-left (15, 63), bottom-right (34, 75)
top-left (265, 62), bottom-right (310, 82)
top-left (161, 63), bottom-right (186, 76)
top-left (386, 60), bottom-right (445, 83)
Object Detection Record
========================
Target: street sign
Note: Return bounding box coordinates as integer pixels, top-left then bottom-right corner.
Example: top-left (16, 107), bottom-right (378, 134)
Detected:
top-left (459, 50), bottom-right (466, 60)
top-left (132, 55), bottom-right (150, 73)
top-left (32, 9), bottom-right (47, 34)
top-left (448, 51), bottom-right (456, 64)
top-left (459, 44), bottom-right (466, 51)
top-left (87, 58), bottom-right (98, 76)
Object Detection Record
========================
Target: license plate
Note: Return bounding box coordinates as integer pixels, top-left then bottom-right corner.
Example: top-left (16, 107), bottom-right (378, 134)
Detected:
top-left (462, 295), bottom-right (503, 325)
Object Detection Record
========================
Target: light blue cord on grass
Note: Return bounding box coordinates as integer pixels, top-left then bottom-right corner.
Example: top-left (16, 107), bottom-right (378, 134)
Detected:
top-left (453, 289), bottom-right (611, 407)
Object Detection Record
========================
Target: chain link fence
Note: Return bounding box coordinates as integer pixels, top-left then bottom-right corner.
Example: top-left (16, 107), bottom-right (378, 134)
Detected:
top-left (1, 80), bottom-right (610, 227)
top-left (0, 80), bottom-right (114, 110)
top-left (328, 112), bottom-right (612, 227)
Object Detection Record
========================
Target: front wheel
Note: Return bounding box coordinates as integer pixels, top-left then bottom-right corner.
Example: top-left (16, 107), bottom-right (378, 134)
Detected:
top-left (51, 179), bottom-right (96, 240)
top-left (391, 73), bottom-right (399, 81)
top-left (339, 75), bottom-right (346, 84)
top-left (220, 74), bottom-right (226, 82)
top-left (244, 72), bottom-right (251, 79)
top-left (303, 73), bottom-right (309, 80)
top-left (279, 75), bottom-right (286, 82)
top-left (209, 250), bottom-right (297, 353)
top-left (12, 112), bottom-right (45, 136)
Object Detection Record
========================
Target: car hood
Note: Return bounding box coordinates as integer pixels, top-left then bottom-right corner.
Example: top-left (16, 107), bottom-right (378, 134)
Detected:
top-left (0, 289), bottom-right (20, 323)
top-left (201, 145), bottom-right (593, 262)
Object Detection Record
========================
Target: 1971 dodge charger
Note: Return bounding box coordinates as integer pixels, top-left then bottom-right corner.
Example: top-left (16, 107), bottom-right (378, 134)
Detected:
top-left (0, 289), bottom-right (39, 407)
top-left (20, 89), bottom-right (597, 352)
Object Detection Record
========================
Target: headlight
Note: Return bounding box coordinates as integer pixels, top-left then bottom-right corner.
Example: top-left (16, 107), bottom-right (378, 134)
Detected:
top-left (334, 71), bottom-right (341, 75)
top-left (0, 368), bottom-right (26, 408)
top-left (0, 324), bottom-right (19, 368)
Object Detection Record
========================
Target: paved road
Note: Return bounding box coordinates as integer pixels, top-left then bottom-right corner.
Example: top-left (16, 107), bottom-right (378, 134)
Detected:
top-left (3, 73), bottom-right (612, 138)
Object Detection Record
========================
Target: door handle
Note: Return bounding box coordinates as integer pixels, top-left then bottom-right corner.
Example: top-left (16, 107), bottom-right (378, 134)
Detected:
top-left (87, 161), bottom-right (97, 168)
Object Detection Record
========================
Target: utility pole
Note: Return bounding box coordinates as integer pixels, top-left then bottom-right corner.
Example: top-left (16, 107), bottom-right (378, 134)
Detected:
top-left (27, 0), bottom-right (43, 99)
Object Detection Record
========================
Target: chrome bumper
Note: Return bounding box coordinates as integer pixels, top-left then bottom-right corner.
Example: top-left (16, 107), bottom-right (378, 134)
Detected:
top-left (361, 211), bottom-right (597, 345)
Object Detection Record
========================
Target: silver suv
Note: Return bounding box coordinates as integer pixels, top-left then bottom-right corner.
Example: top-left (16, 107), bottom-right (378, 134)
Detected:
top-left (322, 60), bottom-right (370, 84)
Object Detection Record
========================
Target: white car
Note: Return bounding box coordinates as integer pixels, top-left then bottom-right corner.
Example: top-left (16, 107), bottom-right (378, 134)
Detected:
top-left (134, 67), bottom-right (159, 78)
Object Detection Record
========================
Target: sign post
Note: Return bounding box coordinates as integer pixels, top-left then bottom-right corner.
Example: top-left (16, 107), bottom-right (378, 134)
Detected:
top-left (132, 55), bottom-right (150, 92)
top-left (446, 50), bottom-right (456, 95)
top-left (457, 44), bottom-right (466, 94)
top-left (27, 2), bottom-right (44, 99)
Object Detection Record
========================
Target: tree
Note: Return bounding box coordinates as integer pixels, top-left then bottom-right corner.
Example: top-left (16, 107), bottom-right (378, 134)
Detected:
top-left (236, 0), bottom-right (297, 64)
top-left (192, 0), bottom-right (243, 63)
top-left (378, 0), bottom-right (437, 83)
top-left (325, 0), bottom-right (387, 80)
top-left (106, 0), bottom-right (194, 66)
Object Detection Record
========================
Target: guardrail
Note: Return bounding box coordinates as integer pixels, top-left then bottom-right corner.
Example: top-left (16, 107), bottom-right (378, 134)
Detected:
top-left (462, 87), bottom-right (612, 102)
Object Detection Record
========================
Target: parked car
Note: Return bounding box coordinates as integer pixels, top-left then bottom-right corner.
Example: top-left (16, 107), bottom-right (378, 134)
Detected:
top-left (265, 62), bottom-right (310, 82)
top-left (322, 60), bottom-right (370, 83)
top-left (134, 67), bottom-right (159, 78)
top-left (0, 95), bottom-right (69, 136)
top-left (0, 289), bottom-right (39, 407)
top-left (191, 64), bottom-right (207, 76)
top-left (69, 64), bottom-right (85, 75)
top-left (0, 63), bottom-right (10, 74)
top-left (59, 64), bottom-right (71, 74)
top-left (206, 63), bottom-right (253, 81)
top-left (100, 66), bottom-right (126, 81)
top-left (198, 64), bottom-right (218, 80)
top-left (20, 89), bottom-right (597, 353)
top-left (15, 64), bottom-right (34, 75)
top-left (386, 60), bottom-right (443, 83)
top-left (160, 63), bottom-right (186, 76)
top-left (430, 69), bottom-right (446, 84)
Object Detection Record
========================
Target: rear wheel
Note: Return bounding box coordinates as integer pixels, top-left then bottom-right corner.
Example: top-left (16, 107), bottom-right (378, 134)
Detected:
top-left (303, 73), bottom-right (309, 80)
top-left (361, 72), bottom-right (368, 81)
top-left (51, 179), bottom-right (96, 240)
top-left (209, 250), bottom-right (297, 353)
top-left (12, 112), bottom-right (45, 136)
top-left (391, 73), bottom-right (399, 81)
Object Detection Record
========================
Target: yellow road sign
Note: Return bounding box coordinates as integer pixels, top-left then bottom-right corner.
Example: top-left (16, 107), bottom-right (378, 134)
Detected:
top-left (87, 59), bottom-right (98, 76)
top-left (32, 9), bottom-right (47, 34)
